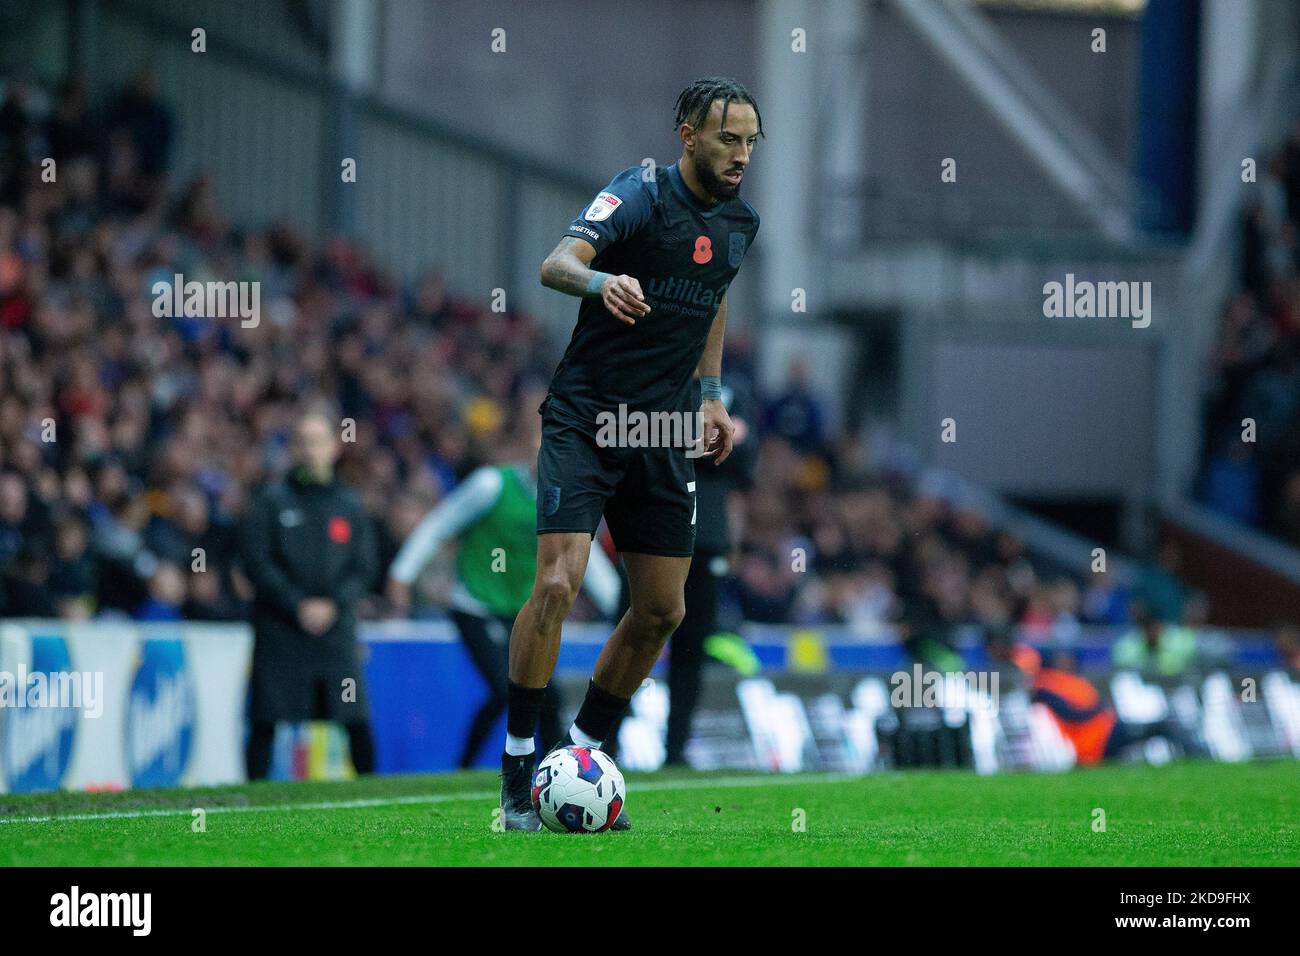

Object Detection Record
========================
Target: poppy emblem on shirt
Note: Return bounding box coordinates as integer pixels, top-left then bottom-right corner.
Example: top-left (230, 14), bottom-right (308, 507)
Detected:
top-left (692, 236), bottom-right (713, 264)
top-left (328, 516), bottom-right (352, 544)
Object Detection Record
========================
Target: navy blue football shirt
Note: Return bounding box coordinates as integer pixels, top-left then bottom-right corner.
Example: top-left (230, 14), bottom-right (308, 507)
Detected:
top-left (545, 162), bottom-right (759, 432)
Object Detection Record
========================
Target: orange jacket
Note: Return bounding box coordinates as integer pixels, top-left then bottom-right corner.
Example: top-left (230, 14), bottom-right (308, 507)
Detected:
top-left (1014, 645), bottom-right (1116, 765)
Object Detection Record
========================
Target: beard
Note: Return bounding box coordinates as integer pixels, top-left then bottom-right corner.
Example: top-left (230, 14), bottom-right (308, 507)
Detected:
top-left (693, 153), bottom-right (743, 202)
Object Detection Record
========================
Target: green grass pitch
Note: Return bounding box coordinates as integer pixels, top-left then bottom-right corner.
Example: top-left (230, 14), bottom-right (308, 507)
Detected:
top-left (2, 759), bottom-right (1296, 866)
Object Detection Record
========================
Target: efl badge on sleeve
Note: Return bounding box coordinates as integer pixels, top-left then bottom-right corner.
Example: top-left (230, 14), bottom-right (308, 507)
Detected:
top-left (584, 191), bottom-right (622, 222)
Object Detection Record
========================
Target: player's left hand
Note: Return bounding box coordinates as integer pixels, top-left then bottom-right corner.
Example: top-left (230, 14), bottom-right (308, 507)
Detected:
top-left (698, 398), bottom-right (735, 465)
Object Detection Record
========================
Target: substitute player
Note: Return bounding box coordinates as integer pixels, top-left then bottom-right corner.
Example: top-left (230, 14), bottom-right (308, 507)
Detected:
top-left (500, 77), bottom-right (762, 830)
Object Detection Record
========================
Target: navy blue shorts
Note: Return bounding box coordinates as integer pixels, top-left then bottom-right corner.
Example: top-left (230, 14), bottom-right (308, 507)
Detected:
top-left (536, 402), bottom-right (696, 557)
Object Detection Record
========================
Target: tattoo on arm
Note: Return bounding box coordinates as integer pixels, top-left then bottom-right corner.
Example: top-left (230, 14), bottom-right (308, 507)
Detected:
top-left (542, 237), bottom-right (601, 297)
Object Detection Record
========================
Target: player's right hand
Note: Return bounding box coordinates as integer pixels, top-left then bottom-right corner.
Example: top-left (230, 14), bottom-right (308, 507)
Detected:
top-left (600, 274), bottom-right (650, 325)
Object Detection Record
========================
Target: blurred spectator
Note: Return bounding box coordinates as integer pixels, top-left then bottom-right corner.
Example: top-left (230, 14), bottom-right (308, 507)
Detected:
top-left (107, 68), bottom-right (173, 177)
top-left (135, 562), bottom-right (186, 621)
top-left (1112, 600), bottom-right (1199, 676)
top-left (0, 471), bottom-right (37, 564)
top-left (1242, 338), bottom-right (1300, 446)
top-left (0, 471), bottom-right (52, 614)
top-left (1080, 565), bottom-right (1131, 625)
top-left (1200, 436), bottom-right (1261, 526)
top-left (48, 514), bottom-right (96, 617)
top-left (46, 77), bottom-right (100, 164)
top-left (1133, 541), bottom-right (1188, 625)
top-left (762, 357), bottom-right (825, 452)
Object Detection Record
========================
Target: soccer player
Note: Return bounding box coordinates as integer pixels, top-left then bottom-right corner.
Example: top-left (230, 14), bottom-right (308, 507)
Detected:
top-left (500, 77), bottom-right (762, 830)
top-left (384, 405), bottom-right (621, 768)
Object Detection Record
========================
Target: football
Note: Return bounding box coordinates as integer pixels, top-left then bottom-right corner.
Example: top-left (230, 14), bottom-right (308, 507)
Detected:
top-left (531, 746), bottom-right (626, 833)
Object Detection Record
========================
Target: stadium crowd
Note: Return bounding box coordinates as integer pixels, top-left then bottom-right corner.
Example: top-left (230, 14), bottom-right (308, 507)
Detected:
top-left (0, 73), bottom-right (1210, 667)
top-left (1200, 119), bottom-right (1300, 544)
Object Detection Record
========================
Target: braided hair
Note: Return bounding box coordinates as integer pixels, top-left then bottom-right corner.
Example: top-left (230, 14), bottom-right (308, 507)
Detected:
top-left (672, 77), bottom-right (764, 138)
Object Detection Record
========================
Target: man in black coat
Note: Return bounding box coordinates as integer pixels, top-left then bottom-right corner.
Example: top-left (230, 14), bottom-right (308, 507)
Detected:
top-left (602, 380), bottom-right (756, 766)
top-left (663, 380), bottom-right (756, 765)
top-left (240, 409), bottom-right (378, 779)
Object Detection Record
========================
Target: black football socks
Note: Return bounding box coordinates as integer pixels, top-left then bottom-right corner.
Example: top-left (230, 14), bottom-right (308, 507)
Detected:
top-left (504, 679), bottom-right (546, 758)
top-left (571, 679), bottom-right (631, 748)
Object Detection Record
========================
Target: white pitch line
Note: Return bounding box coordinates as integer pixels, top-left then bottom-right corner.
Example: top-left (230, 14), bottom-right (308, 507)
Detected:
top-left (0, 771), bottom-right (860, 826)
